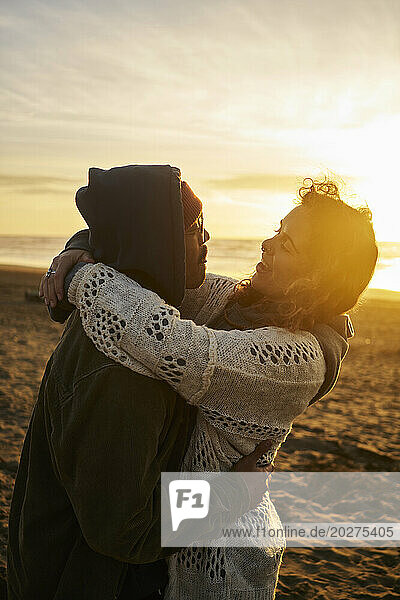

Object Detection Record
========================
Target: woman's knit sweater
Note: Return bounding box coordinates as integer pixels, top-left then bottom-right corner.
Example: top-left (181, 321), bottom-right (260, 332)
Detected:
top-left (68, 264), bottom-right (327, 600)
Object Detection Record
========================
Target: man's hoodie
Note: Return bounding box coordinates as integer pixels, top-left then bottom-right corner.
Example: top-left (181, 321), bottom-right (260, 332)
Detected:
top-left (7, 165), bottom-right (197, 600)
top-left (50, 164), bottom-right (186, 322)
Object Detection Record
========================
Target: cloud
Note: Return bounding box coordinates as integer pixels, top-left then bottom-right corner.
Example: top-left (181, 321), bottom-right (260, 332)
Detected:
top-left (1, 0), bottom-right (399, 240)
top-left (2, 0), bottom-right (400, 137)
top-left (206, 174), bottom-right (299, 191)
top-left (0, 174), bottom-right (80, 197)
top-left (0, 175), bottom-right (77, 186)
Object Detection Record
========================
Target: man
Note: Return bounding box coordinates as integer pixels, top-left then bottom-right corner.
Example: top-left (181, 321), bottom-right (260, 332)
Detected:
top-left (7, 166), bottom-right (210, 599)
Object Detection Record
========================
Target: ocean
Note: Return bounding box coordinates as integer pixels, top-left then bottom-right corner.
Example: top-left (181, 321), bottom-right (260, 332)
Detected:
top-left (0, 235), bottom-right (399, 293)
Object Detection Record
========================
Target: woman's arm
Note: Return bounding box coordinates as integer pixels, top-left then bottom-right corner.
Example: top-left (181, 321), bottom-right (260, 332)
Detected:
top-left (41, 228), bottom-right (235, 325)
top-left (179, 273), bottom-right (237, 324)
top-left (68, 263), bottom-right (326, 427)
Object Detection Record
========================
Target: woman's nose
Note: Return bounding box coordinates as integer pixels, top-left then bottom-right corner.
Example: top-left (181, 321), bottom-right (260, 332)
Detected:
top-left (203, 229), bottom-right (210, 244)
top-left (261, 238), bottom-right (273, 253)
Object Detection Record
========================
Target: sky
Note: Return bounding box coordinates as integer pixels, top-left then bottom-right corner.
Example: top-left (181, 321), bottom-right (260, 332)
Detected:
top-left (1, 0), bottom-right (400, 241)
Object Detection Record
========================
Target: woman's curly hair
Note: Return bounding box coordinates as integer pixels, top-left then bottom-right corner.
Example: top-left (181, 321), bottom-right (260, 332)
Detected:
top-left (226, 178), bottom-right (378, 332)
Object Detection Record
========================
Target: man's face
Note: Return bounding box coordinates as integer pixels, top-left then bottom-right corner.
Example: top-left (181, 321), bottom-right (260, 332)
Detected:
top-left (184, 213), bottom-right (210, 288)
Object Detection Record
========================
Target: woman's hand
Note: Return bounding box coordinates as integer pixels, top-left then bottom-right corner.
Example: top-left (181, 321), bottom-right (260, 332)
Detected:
top-left (232, 440), bottom-right (274, 474)
top-left (232, 440), bottom-right (275, 510)
top-left (39, 249), bottom-right (95, 307)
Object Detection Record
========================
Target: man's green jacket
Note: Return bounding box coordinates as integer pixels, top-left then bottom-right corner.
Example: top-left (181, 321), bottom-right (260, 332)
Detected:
top-left (7, 310), bottom-right (196, 599)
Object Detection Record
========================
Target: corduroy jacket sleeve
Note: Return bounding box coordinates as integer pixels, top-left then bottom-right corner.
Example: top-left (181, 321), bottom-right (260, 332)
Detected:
top-left (48, 363), bottom-right (179, 564)
top-left (63, 228), bottom-right (92, 253)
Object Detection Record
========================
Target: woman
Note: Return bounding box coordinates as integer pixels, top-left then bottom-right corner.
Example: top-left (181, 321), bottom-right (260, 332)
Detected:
top-left (45, 178), bottom-right (378, 599)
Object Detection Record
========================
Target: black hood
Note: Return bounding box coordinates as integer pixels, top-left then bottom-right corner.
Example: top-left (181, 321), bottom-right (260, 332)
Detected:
top-left (75, 164), bottom-right (186, 307)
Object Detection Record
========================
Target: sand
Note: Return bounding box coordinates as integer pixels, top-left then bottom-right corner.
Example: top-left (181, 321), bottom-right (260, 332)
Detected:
top-left (0, 265), bottom-right (399, 598)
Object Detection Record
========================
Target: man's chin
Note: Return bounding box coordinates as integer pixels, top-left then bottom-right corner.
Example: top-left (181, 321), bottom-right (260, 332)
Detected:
top-left (186, 265), bottom-right (207, 289)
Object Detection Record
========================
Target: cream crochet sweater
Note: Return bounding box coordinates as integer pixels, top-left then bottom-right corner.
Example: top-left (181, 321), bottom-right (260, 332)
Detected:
top-left (68, 264), bottom-right (326, 600)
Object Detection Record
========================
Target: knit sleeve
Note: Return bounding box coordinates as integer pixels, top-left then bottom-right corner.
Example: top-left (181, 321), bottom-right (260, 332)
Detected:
top-left (178, 273), bottom-right (237, 324)
top-left (68, 263), bottom-right (326, 426)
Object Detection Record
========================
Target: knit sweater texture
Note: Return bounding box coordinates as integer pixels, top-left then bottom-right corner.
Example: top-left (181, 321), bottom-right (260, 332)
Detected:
top-left (68, 264), bottom-right (327, 600)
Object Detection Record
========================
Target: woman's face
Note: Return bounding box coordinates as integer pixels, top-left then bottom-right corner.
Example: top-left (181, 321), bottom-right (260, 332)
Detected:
top-left (251, 206), bottom-right (311, 300)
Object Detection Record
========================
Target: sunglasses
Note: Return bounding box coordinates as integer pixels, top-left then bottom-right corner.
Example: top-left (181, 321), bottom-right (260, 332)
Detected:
top-left (185, 213), bottom-right (209, 244)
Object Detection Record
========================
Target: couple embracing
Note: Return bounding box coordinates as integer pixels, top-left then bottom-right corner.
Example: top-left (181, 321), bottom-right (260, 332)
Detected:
top-left (7, 165), bottom-right (377, 599)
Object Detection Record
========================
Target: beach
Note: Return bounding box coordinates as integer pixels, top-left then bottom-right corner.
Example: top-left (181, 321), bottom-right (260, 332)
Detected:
top-left (0, 265), bottom-right (399, 598)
